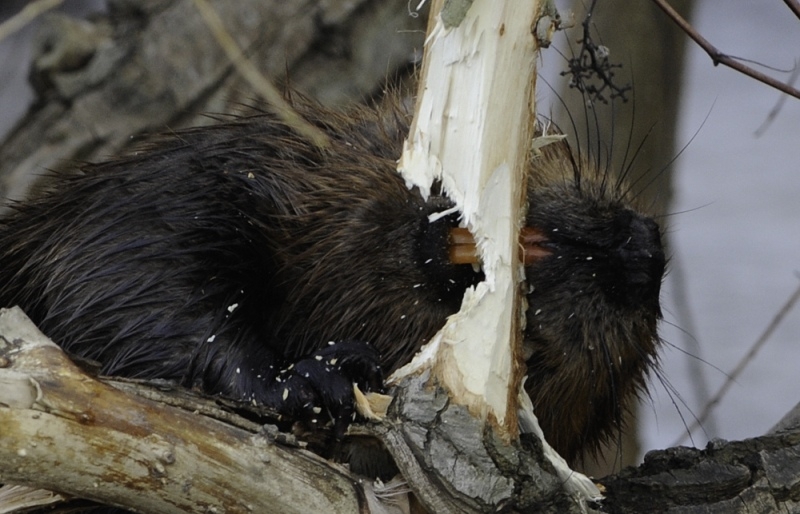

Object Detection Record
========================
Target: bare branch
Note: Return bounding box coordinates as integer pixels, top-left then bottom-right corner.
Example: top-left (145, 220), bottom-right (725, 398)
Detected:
top-left (560, 0), bottom-right (631, 103)
top-left (652, 0), bottom-right (800, 100)
top-left (754, 61), bottom-right (800, 136)
top-left (191, 0), bottom-right (331, 148)
top-left (0, 0), bottom-right (63, 43)
top-left (673, 280), bottom-right (800, 446)
top-left (783, 0), bottom-right (800, 20)
top-left (0, 307), bottom-right (364, 514)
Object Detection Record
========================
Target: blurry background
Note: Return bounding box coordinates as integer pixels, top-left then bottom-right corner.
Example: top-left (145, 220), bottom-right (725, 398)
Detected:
top-left (1, 0), bottom-right (799, 470)
top-left (0, 0), bottom-right (105, 141)
top-left (637, 0), bottom-right (800, 451)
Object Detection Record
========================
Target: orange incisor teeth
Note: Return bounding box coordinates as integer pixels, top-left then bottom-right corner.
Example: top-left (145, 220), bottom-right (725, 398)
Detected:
top-left (448, 227), bottom-right (550, 266)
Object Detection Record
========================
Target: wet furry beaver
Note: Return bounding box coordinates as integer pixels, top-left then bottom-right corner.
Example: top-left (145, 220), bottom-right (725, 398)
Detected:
top-left (0, 99), bottom-right (665, 465)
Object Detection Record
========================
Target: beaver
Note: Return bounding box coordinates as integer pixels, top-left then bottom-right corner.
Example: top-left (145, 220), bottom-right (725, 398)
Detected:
top-left (0, 98), bottom-right (665, 466)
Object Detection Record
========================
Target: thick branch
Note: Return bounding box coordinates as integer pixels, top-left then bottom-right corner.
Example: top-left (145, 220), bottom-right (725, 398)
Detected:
top-left (600, 431), bottom-right (800, 513)
top-left (0, 307), bottom-right (364, 514)
top-left (0, 307), bottom-right (592, 513)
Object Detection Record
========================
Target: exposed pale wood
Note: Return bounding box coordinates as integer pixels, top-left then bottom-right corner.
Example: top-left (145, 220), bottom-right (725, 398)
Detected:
top-left (395, 0), bottom-right (538, 435)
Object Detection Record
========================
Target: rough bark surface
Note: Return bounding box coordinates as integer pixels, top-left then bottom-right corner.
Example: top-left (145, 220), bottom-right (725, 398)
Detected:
top-left (600, 432), bottom-right (800, 513)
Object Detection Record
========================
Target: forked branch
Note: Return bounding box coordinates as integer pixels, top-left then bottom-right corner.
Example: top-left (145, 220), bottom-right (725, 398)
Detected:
top-left (652, 0), bottom-right (800, 100)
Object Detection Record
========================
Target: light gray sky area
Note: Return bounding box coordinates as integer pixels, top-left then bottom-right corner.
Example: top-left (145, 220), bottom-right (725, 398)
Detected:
top-left (641, 0), bottom-right (800, 451)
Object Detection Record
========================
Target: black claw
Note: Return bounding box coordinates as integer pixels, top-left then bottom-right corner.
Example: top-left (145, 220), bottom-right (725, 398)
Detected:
top-left (260, 340), bottom-right (383, 435)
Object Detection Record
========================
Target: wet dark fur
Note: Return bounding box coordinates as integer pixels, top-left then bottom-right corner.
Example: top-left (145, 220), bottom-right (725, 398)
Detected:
top-left (524, 139), bottom-right (665, 461)
top-left (0, 100), bottom-right (664, 466)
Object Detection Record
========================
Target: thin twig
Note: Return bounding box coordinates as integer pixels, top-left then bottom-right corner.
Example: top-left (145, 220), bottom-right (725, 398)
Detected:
top-left (669, 252), bottom-right (719, 437)
top-left (755, 61), bottom-right (800, 136)
top-left (651, 0), bottom-right (800, 100)
top-left (0, 0), bottom-right (63, 43)
top-left (784, 0), bottom-right (800, 20)
top-left (191, 0), bottom-right (331, 149)
top-left (673, 280), bottom-right (800, 446)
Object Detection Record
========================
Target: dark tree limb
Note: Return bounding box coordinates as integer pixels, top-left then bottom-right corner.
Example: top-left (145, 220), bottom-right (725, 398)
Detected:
top-left (784, 0), bottom-right (800, 21)
top-left (600, 432), bottom-right (800, 513)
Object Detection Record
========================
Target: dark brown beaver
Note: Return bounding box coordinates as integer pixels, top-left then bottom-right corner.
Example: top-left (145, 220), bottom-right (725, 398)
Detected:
top-left (524, 138), bottom-right (665, 461)
top-left (0, 99), bottom-right (665, 465)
